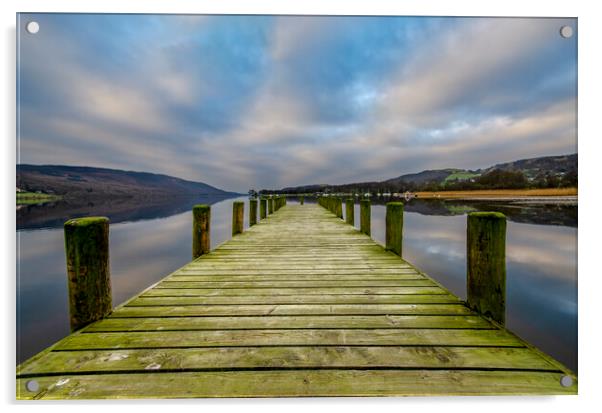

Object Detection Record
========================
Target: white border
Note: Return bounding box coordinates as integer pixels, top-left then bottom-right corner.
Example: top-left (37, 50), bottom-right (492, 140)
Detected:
top-left (3, 0), bottom-right (600, 411)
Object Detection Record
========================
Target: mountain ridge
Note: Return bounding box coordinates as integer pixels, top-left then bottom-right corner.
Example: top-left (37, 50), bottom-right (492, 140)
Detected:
top-left (16, 164), bottom-right (239, 200)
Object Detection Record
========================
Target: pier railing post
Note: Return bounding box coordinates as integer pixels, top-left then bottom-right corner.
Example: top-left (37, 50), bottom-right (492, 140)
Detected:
top-left (64, 217), bottom-right (112, 332)
top-left (345, 198), bottom-right (354, 225)
top-left (335, 197), bottom-right (343, 219)
top-left (360, 199), bottom-right (371, 236)
top-left (385, 202), bottom-right (404, 256)
top-left (260, 197), bottom-right (267, 220)
top-left (268, 196), bottom-right (274, 215)
top-left (232, 201), bottom-right (244, 235)
top-left (249, 199), bottom-right (257, 226)
top-left (300, 195), bottom-right (304, 205)
top-left (466, 212), bottom-right (507, 325)
top-left (192, 204), bottom-right (211, 258)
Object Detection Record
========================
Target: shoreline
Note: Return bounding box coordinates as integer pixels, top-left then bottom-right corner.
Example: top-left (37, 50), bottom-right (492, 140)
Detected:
top-left (415, 188), bottom-right (577, 201)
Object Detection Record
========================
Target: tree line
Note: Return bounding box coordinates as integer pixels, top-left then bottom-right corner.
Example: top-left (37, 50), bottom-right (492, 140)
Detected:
top-left (258, 169), bottom-right (577, 195)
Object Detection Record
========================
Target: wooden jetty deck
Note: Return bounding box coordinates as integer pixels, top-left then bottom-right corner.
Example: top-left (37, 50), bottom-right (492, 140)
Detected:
top-left (17, 203), bottom-right (577, 398)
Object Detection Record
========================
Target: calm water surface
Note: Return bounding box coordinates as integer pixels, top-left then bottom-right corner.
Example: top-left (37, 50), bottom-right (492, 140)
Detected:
top-left (17, 196), bottom-right (577, 372)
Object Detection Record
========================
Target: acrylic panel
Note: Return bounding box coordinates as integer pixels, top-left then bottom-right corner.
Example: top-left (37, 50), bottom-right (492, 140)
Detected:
top-left (16, 14), bottom-right (577, 398)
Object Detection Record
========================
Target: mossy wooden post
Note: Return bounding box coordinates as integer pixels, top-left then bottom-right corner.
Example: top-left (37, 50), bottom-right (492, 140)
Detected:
top-left (345, 198), bottom-right (354, 226)
top-left (360, 199), bottom-right (371, 236)
top-left (335, 198), bottom-right (343, 219)
top-left (64, 217), bottom-right (111, 332)
top-left (249, 199), bottom-right (257, 226)
top-left (192, 204), bottom-right (210, 258)
top-left (300, 196), bottom-right (304, 205)
top-left (467, 212), bottom-right (507, 325)
top-left (385, 202), bottom-right (404, 256)
top-left (232, 201), bottom-right (244, 236)
top-left (268, 197), bottom-right (274, 215)
top-left (260, 198), bottom-right (267, 220)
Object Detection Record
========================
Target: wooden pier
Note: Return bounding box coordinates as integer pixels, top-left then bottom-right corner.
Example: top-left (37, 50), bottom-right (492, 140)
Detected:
top-left (17, 202), bottom-right (577, 398)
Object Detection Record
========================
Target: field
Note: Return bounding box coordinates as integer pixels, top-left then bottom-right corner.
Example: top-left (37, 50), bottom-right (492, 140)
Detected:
top-left (443, 171), bottom-right (481, 183)
top-left (415, 188), bottom-right (577, 199)
top-left (16, 191), bottom-right (61, 205)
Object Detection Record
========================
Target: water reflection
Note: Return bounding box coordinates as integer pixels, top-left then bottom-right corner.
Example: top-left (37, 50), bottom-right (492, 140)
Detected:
top-left (17, 196), bottom-right (249, 363)
top-left (17, 196), bottom-right (577, 373)
top-left (342, 202), bottom-right (577, 372)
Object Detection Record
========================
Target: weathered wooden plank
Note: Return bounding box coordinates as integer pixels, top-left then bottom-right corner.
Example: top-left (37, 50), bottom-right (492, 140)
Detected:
top-left (55, 328), bottom-right (524, 350)
top-left (17, 370), bottom-right (576, 399)
top-left (113, 304), bottom-right (474, 317)
top-left (87, 315), bottom-right (492, 332)
top-left (174, 269), bottom-right (420, 275)
top-left (128, 294), bottom-right (461, 305)
top-left (142, 286), bottom-right (447, 297)
top-left (17, 346), bottom-right (558, 376)
top-left (156, 280), bottom-right (436, 288)
top-left (166, 274), bottom-right (426, 282)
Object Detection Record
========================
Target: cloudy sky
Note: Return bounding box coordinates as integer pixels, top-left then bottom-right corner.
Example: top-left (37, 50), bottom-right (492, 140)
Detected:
top-left (18, 14), bottom-right (576, 192)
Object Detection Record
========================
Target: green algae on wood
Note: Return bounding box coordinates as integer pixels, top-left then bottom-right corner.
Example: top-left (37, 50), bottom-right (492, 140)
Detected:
top-left (360, 199), bottom-right (371, 236)
top-left (335, 197), bottom-right (343, 219)
top-left (249, 199), bottom-right (257, 226)
top-left (385, 202), bottom-right (404, 257)
top-left (232, 201), bottom-right (244, 236)
top-left (192, 205), bottom-right (210, 259)
top-left (346, 198), bottom-right (354, 226)
top-left (259, 197), bottom-right (267, 220)
top-left (63, 216), bottom-right (112, 332)
top-left (467, 212), bottom-right (507, 325)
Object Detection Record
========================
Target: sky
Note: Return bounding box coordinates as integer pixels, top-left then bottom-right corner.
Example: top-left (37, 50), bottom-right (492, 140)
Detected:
top-left (17, 14), bottom-right (577, 192)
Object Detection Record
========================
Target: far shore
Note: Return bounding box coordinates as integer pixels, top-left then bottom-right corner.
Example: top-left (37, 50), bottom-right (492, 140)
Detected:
top-left (415, 187), bottom-right (577, 200)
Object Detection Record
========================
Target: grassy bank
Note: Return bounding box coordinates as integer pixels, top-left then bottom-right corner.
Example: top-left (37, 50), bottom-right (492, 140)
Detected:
top-left (415, 187), bottom-right (577, 199)
top-left (16, 192), bottom-right (62, 205)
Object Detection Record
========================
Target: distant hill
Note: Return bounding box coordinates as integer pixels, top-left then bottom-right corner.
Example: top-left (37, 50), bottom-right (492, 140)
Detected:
top-left (16, 165), bottom-right (238, 200)
top-left (386, 154), bottom-right (576, 186)
top-left (274, 153), bottom-right (577, 193)
top-left (481, 153), bottom-right (577, 177)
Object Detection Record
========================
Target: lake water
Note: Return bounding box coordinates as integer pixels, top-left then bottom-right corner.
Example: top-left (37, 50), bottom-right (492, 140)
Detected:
top-left (16, 196), bottom-right (577, 372)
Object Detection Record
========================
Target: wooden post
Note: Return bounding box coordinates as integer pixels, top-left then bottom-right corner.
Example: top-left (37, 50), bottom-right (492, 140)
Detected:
top-left (64, 217), bottom-right (112, 332)
top-left (249, 199), bottom-right (257, 226)
top-left (385, 202), bottom-right (404, 256)
top-left (232, 201), bottom-right (244, 236)
top-left (346, 198), bottom-right (354, 225)
top-left (268, 196), bottom-right (274, 214)
top-left (360, 199), bottom-right (371, 236)
top-left (192, 204), bottom-right (211, 258)
top-left (300, 195), bottom-right (304, 205)
top-left (467, 212), bottom-right (507, 325)
top-left (260, 197), bottom-right (267, 219)
top-left (335, 197), bottom-right (343, 219)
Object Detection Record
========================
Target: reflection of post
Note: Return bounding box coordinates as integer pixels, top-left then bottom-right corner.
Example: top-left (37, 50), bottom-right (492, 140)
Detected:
top-left (260, 197), bottom-right (267, 220)
top-left (64, 217), bottom-right (112, 332)
top-left (249, 199), bottom-right (257, 226)
top-left (360, 199), bottom-right (371, 236)
top-left (232, 201), bottom-right (244, 235)
top-left (346, 198), bottom-right (354, 225)
top-left (192, 204), bottom-right (211, 258)
top-left (467, 212), bottom-right (507, 325)
top-left (385, 202), bottom-right (403, 256)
